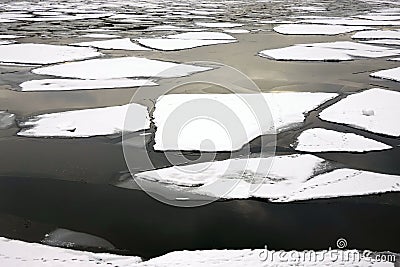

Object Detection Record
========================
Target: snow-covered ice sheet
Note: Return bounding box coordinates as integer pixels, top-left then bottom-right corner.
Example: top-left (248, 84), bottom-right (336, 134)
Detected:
top-left (136, 38), bottom-right (236, 51)
top-left (32, 57), bottom-right (211, 79)
top-left (223, 29), bottom-right (250, 34)
top-left (371, 67), bottom-right (400, 82)
top-left (0, 34), bottom-right (23, 39)
top-left (356, 14), bottom-right (400, 21)
top-left (0, 237), bottom-right (142, 267)
top-left (135, 154), bottom-right (400, 202)
top-left (300, 18), bottom-right (400, 26)
top-left (195, 22), bottom-right (243, 28)
top-left (259, 41), bottom-right (400, 61)
top-left (0, 111), bottom-right (15, 129)
top-left (292, 128), bottom-right (392, 152)
top-left (153, 93), bottom-right (337, 151)
top-left (0, 44), bottom-right (101, 64)
top-left (352, 30), bottom-right (400, 39)
top-left (79, 33), bottom-right (121, 38)
top-left (72, 38), bottom-right (149, 51)
top-left (274, 24), bottom-right (370, 35)
top-left (0, 236), bottom-right (394, 267)
top-left (18, 103), bottom-right (150, 138)
top-left (167, 31), bottom-right (235, 40)
top-left (20, 79), bottom-right (157, 91)
top-left (362, 39), bottom-right (400, 46)
top-left (320, 88), bottom-right (400, 136)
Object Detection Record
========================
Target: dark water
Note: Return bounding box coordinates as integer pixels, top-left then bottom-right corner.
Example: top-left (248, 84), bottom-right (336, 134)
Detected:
top-left (0, 175), bottom-right (399, 259)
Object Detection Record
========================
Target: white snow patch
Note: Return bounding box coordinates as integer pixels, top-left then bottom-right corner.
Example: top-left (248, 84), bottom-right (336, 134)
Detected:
top-left (167, 31), bottom-right (235, 40)
top-left (79, 33), bottom-right (121, 38)
top-left (371, 66), bottom-right (400, 82)
top-left (293, 128), bottom-right (392, 152)
top-left (153, 93), bottom-right (337, 151)
top-left (223, 29), bottom-right (250, 34)
top-left (362, 39), bottom-right (400, 46)
top-left (32, 57), bottom-right (211, 79)
top-left (274, 24), bottom-right (371, 35)
top-left (0, 237), bottom-right (142, 267)
top-left (136, 38), bottom-right (236, 51)
top-left (352, 30), bottom-right (400, 39)
top-left (300, 18), bottom-right (400, 26)
top-left (18, 103), bottom-right (150, 138)
top-left (72, 38), bottom-right (149, 51)
top-left (195, 22), bottom-right (243, 28)
top-left (320, 88), bottom-right (400, 136)
top-left (0, 44), bottom-right (101, 64)
top-left (0, 34), bottom-right (23, 39)
top-left (20, 79), bottom-right (157, 91)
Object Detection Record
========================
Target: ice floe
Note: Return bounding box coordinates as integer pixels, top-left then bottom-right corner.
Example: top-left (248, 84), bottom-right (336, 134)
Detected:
top-left (136, 31), bottom-right (237, 51)
top-left (320, 88), bottom-right (400, 136)
top-left (153, 93), bottom-right (337, 151)
top-left (0, 44), bottom-right (101, 64)
top-left (273, 24), bottom-right (371, 35)
top-left (259, 41), bottom-right (400, 61)
top-left (292, 128), bottom-right (392, 152)
top-left (79, 33), bottom-right (121, 38)
top-left (362, 39), bottom-right (400, 46)
top-left (352, 30), bottom-right (400, 39)
top-left (0, 237), bottom-right (141, 267)
top-left (32, 57), bottom-right (211, 79)
top-left (371, 66), bottom-right (400, 82)
top-left (20, 79), bottom-right (157, 91)
top-left (18, 103), bottom-right (150, 138)
top-left (72, 38), bottom-right (149, 51)
top-left (223, 29), bottom-right (250, 34)
top-left (300, 18), bottom-right (400, 26)
top-left (195, 22), bottom-right (243, 28)
top-left (135, 154), bottom-right (400, 202)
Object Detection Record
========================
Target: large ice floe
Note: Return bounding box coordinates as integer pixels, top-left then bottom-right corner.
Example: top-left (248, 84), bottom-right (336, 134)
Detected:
top-left (153, 92), bottom-right (337, 151)
top-left (136, 31), bottom-right (236, 51)
top-left (319, 88), bottom-right (400, 137)
top-left (273, 24), bottom-right (371, 35)
top-left (32, 57), bottom-right (211, 79)
top-left (71, 38), bottom-right (150, 51)
top-left (371, 66), bottom-right (400, 82)
top-left (18, 103), bottom-right (150, 138)
top-left (292, 128), bottom-right (392, 152)
top-left (0, 44), bottom-right (101, 64)
top-left (352, 30), bottom-right (400, 40)
top-left (259, 41), bottom-right (400, 61)
top-left (195, 22), bottom-right (243, 28)
top-left (0, 236), bottom-right (394, 267)
top-left (19, 79), bottom-right (157, 91)
top-left (299, 18), bottom-right (400, 26)
top-left (134, 154), bottom-right (400, 202)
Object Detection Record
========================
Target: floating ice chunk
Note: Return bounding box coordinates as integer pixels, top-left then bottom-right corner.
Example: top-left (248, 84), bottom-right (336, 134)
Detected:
top-left (195, 22), bottom-right (243, 28)
top-left (362, 39), bottom-right (400, 46)
top-left (356, 14), bottom-right (400, 21)
top-left (72, 38), bottom-right (149, 51)
top-left (0, 111), bottom-right (15, 129)
top-left (136, 154), bottom-right (325, 188)
top-left (167, 31), bottom-right (235, 40)
top-left (0, 41), bottom-right (13, 45)
top-left (153, 93), bottom-right (337, 151)
top-left (136, 38), bottom-right (236, 51)
top-left (18, 103), bottom-right (150, 138)
top-left (274, 24), bottom-right (371, 35)
top-left (20, 79), bottom-right (157, 91)
top-left (42, 229), bottom-right (115, 251)
top-left (259, 46), bottom-right (353, 61)
top-left (259, 41), bottom-right (400, 61)
top-left (0, 35), bottom-right (23, 39)
top-left (135, 154), bottom-right (400, 202)
top-left (0, 237), bottom-right (141, 266)
top-left (223, 29), bottom-right (250, 34)
top-left (150, 25), bottom-right (192, 31)
top-left (352, 30), bottom-right (400, 39)
top-left (275, 168), bottom-right (400, 202)
top-left (371, 67), bottom-right (400, 82)
top-left (293, 128), bottom-right (392, 152)
top-left (79, 33), bottom-right (121, 38)
top-left (320, 88), bottom-right (400, 136)
top-left (32, 57), bottom-right (211, 79)
top-left (300, 18), bottom-right (400, 26)
top-left (0, 44), bottom-right (101, 64)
